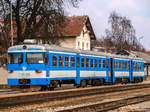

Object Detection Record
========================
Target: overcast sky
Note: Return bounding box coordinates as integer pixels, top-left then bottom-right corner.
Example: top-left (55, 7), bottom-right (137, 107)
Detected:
top-left (66, 0), bottom-right (150, 51)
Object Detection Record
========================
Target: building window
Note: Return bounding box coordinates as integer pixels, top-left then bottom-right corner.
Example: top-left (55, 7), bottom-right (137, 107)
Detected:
top-left (78, 42), bottom-right (80, 48)
top-left (82, 42), bottom-right (84, 50)
top-left (86, 43), bottom-right (88, 49)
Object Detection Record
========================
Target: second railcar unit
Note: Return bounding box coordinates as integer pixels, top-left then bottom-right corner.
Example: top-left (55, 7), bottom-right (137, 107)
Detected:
top-left (7, 44), bottom-right (144, 91)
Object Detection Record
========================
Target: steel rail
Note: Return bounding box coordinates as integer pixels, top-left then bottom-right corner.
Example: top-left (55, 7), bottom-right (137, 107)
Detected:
top-left (0, 83), bottom-right (150, 109)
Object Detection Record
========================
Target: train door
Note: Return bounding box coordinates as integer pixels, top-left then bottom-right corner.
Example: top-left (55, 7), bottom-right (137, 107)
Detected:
top-left (45, 53), bottom-right (49, 80)
top-left (110, 58), bottom-right (113, 83)
top-left (129, 60), bottom-right (133, 82)
top-left (76, 56), bottom-right (80, 85)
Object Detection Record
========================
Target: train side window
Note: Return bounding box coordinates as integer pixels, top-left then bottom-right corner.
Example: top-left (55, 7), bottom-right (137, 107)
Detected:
top-left (135, 63), bottom-right (137, 70)
top-left (81, 57), bottom-right (85, 68)
top-left (71, 57), bottom-right (75, 67)
top-left (125, 61), bottom-right (127, 69)
top-left (77, 57), bottom-right (80, 68)
top-left (140, 63), bottom-right (142, 70)
top-left (65, 56), bottom-right (69, 67)
top-left (119, 61), bottom-right (122, 69)
top-left (122, 62), bottom-right (124, 69)
top-left (113, 60), bottom-right (115, 69)
top-left (133, 62), bottom-right (136, 70)
top-left (99, 59), bottom-right (102, 68)
top-left (53, 55), bottom-right (57, 67)
top-left (106, 60), bottom-right (109, 68)
top-left (91, 58), bottom-right (94, 68)
top-left (95, 59), bottom-right (98, 68)
top-left (116, 61), bottom-right (118, 69)
top-left (59, 56), bottom-right (63, 67)
top-left (103, 59), bottom-right (106, 68)
top-left (86, 58), bottom-right (89, 68)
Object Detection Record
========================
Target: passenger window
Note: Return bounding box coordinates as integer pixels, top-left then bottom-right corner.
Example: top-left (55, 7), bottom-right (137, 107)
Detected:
top-left (119, 61), bottom-right (122, 69)
top-left (77, 57), bottom-right (80, 68)
top-left (113, 61), bottom-right (115, 69)
top-left (86, 58), bottom-right (89, 68)
top-left (122, 62), bottom-right (124, 69)
top-left (95, 59), bottom-right (98, 68)
top-left (125, 62), bottom-right (127, 69)
top-left (91, 58), bottom-right (94, 68)
top-left (99, 59), bottom-right (102, 68)
top-left (53, 55), bottom-right (57, 67)
top-left (103, 59), bottom-right (106, 68)
top-left (81, 57), bottom-right (85, 68)
top-left (116, 61), bottom-right (118, 69)
top-left (71, 57), bottom-right (75, 67)
top-left (65, 56), bottom-right (69, 67)
top-left (136, 63), bottom-right (138, 70)
top-left (106, 60), bottom-right (109, 68)
top-left (59, 56), bottom-right (63, 67)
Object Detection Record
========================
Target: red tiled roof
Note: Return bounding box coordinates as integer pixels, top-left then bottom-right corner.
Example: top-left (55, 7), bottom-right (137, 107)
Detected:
top-left (57, 16), bottom-right (87, 37)
top-left (0, 16), bottom-right (96, 40)
top-left (146, 51), bottom-right (150, 56)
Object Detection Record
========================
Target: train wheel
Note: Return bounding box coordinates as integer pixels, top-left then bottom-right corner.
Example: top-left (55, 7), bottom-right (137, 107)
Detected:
top-left (81, 80), bottom-right (87, 88)
top-left (40, 86), bottom-right (47, 91)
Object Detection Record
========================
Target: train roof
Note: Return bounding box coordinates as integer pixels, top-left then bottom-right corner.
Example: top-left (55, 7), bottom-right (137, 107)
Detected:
top-left (8, 44), bottom-right (143, 61)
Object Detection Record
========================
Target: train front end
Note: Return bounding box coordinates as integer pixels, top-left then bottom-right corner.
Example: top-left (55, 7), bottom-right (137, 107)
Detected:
top-left (7, 45), bottom-right (48, 91)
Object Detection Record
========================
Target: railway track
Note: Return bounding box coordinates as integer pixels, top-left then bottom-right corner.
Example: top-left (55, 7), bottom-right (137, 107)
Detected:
top-left (1, 83), bottom-right (150, 110)
top-left (58, 93), bottom-right (150, 112)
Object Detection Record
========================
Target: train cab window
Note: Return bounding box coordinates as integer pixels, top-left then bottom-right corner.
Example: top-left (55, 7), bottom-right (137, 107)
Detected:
top-left (26, 53), bottom-right (44, 64)
top-left (99, 59), bottom-right (102, 68)
top-left (103, 59), bottom-right (106, 68)
top-left (53, 55), bottom-right (57, 67)
top-left (95, 59), bottom-right (98, 68)
top-left (71, 57), bottom-right (75, 67)
top-left (77, 57), bottom-right (80, 68)
top-left (8, 53), bottom-right (23, 64)
top-left (116, 61), bottom-right (118, 69)
top-left (86, 58), bottom-right (89, 68)
top-left (91, 58), bottom-right (94, 68)
top-left (65, 56), bottom-right (69, 67)
top-left (59, 56), bottom-right (63, 67)
top-left (81, 57), bottom-right (85, 68)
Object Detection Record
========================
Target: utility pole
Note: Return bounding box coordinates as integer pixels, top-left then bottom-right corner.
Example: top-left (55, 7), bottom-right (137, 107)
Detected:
top-left (10, 0), bottom-right (13, 46)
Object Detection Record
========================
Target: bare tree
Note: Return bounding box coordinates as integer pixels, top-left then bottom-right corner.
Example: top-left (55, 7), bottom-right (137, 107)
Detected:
top-left (0, 0), bottom-right (81, 45)
top-left (104, 11), bottom-right (144, 52)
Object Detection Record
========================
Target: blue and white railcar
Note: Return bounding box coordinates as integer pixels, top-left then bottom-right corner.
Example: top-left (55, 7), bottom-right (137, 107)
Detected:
top-left (7, 44), bottom-right (145, 91)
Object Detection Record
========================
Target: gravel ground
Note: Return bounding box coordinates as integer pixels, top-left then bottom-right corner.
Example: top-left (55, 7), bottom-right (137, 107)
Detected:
top-left (1, 88), bottom-right (150, 112)
top-left (109, 101), bottom-right (150, 112)
top-left (0, 67), bottom-right (7, 85)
